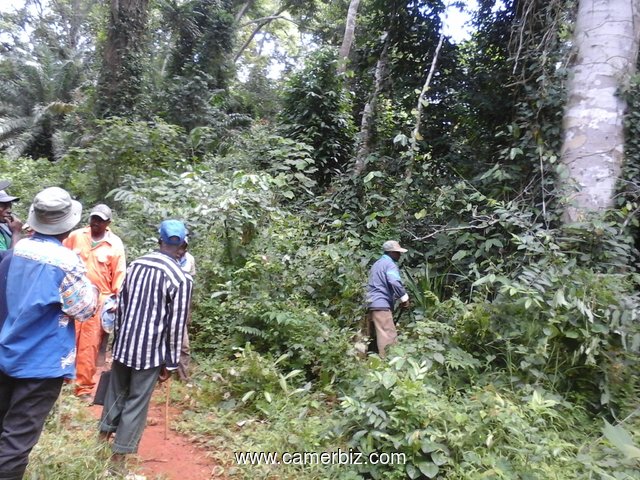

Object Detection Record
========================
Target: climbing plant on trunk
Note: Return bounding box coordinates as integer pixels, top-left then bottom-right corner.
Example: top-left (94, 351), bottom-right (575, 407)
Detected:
top-left (95, 0), bottom-right (150, 118)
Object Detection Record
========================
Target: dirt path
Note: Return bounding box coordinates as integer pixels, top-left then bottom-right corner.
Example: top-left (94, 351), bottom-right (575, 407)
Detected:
top-left (89, 372), bottom-right (224, 480)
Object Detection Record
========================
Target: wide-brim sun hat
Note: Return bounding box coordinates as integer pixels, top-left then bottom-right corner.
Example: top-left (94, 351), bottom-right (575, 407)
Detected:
top-left (27, 187), bottom-right (82, 235)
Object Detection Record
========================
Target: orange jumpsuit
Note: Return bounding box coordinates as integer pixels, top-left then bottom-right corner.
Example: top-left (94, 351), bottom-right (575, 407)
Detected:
top-left (64, 227), bottom-right (126, 396)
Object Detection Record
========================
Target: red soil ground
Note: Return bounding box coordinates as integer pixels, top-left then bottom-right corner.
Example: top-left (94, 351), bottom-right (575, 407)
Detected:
top-left (89, 375), bottom-right (224, 480)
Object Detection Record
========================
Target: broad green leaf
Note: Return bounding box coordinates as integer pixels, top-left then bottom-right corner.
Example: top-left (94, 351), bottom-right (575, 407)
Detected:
top-left (564, 330), bottom-right (579, 339)
top-left (451, 250), bottom-right (468, 261)
top-left (364, 171), bottom-right (382, 183)
top-left (553, 288), bottom-right (568, 307)
top-left (417, 461), bottom-right (439, 478)
top-left (431, 451), bottom-right (448, 466)
top-left (241, 390), bottom-right (255, 402)
top-left (415, 209), bottom-right (427, 220)
top-left (381, 372), bottom-right (396, 389)
top-left (602, 420), bottom-right (640, 459)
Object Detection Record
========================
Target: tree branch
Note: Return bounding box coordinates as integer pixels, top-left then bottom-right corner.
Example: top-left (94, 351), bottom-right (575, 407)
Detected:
top-left (234, 8), bottom-right (290, 62)
top-left (410, 217), bottom-right (501, 241)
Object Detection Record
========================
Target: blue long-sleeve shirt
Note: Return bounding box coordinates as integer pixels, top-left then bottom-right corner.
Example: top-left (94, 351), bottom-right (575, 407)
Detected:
top-left (366, 254), bottom-right (409, 310)
top-left (0, 234), bottom-right (97, 379)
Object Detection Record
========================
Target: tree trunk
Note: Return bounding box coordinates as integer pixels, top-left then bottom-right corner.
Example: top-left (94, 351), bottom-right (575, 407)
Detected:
top-left (337, 0), bottom-right (361, 74)
top-left (95, 0), bottom-right (150, 118)
top-left (560, 0), bottom-right (640, 222)
top-left (403, 32), bottom-right (444, 181)
top-left (353, 36), bottom-right (389, 175)
top-left (410, 32), bottom-right (444, 154)
top-left (235, 0), bottom-right (255, 23)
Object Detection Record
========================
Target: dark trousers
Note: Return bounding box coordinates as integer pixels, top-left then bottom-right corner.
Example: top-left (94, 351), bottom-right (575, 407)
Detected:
top-left (99, 360), bottom-right (161, 454)
top-left (0, 372), bottom-right (63, 480)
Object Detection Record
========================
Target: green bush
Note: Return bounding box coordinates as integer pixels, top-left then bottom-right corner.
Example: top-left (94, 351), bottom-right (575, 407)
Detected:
top-left (340, 355), bottom-right (592, 479)
top-left (0, 157), bottom-right (73, 217)
top-left (458, 266), bottom-right (640, 410)
top-left (63, 117), bottom-right (186, 204)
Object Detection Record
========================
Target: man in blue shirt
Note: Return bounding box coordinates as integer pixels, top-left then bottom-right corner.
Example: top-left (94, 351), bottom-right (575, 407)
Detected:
top-left (0, 187), bottom-right (97, 480)
top-left (366, 240), bottom-right (410, 357)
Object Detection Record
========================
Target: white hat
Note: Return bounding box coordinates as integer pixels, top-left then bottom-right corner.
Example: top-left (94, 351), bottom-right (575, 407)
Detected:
top-left (0, 190), bottom-right (19, 203)
top-left (27, 187), bottom-right (82, 235)
top-left (382, 240), bottom-right (408, 253)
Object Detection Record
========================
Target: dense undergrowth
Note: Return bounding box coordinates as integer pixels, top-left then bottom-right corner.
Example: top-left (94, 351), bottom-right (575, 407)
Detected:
top-left (3, 0), bottom-right (640, 477)
top-left (4, 117), bottom-right (640, 479)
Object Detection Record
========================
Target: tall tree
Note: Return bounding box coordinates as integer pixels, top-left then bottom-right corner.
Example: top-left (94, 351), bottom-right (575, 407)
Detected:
top-left (95, 0), bottom-right (150, 118)
top-left (337, 0), bottom-right (361, 74)
top-left (280, 48), bottom-right (355, 188)
top-left (560, 0), bottom-right (640, 222)
top-left (0, 0), bottom-right (97, 160)
top-left (353, 34), bottom-right (389, 174)
top-left (0, 47), bottom-right (80, 160)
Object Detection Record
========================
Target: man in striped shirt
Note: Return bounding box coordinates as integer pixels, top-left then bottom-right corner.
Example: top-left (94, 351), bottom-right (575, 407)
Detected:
top-left (99, 220), bottom-right (193, 469)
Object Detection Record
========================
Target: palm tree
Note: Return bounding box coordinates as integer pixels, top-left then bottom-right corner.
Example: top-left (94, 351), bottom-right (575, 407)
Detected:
top-left (0, 47), bottom-right (83, 161)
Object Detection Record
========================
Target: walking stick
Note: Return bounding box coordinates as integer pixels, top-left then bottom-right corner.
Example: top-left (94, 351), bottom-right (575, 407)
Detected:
top-left (164, 376), bottom-right (172, 440)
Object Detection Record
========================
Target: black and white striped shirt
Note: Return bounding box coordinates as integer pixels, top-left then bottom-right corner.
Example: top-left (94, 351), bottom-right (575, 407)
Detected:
top-left (113, 251), bottom-right (193, 370)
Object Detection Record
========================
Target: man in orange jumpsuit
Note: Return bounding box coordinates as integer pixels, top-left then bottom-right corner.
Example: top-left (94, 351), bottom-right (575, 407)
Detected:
top-left (64, 204), bottom-right (126, 400)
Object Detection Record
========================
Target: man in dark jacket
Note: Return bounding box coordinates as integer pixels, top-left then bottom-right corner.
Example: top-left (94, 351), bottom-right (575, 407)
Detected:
top-left (365, 240), bottom-right (410, 357)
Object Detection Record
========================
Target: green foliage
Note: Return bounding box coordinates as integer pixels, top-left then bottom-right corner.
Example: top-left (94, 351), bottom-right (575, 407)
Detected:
top-left (26, 387), bottom-right (114, 479)
top-left (6, 2), bottom-right (640, 479)
top-left (250, 133), bottom-right (319, 200)
top-left (210, 345), bottom-right (309, 416)
top-left (162, 0), bottom-right (234, 88)
top-left (460, 267), bottom-right (640, 410)
top-left (0, 46), bottom-right (85, 161)
top-left (172, 358), bottom-right (348, 480)
top-left (280, 48), bottom-right (356, 188)
top-left (94, 0), bottom-right (151, 118)
top-left (340, 356), bottom-right (590, 479)
top-left (153, 0), bottom-right (236, 130)
top-left (0, 157), bottom-right (71, 217)
top-left (231, 62), bottom-right (282, 120)
top-left (110, 164), bottom-right (279, 260)
top-left (191, 239), bottom-right (364, 384)
top-left (63, 117), bottom-right (185, 203)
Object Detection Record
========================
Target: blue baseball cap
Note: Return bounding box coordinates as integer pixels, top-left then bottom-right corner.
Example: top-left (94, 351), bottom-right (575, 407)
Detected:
top-left (159, 220), bottom-right (187, 246)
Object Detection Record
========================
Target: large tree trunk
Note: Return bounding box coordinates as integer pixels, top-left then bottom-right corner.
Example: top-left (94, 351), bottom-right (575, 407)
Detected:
top-left (560, 0), bottom-right (640, 222)
top-left (353, 36), bottom-right (389, 175)
top-left (95, 0), bottom-right (150, 118)
top-left (337, 0), bottom-right (361, 74)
